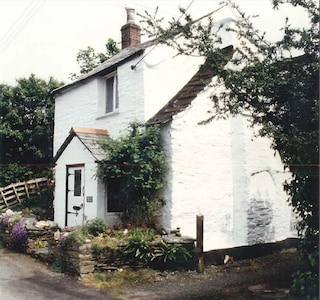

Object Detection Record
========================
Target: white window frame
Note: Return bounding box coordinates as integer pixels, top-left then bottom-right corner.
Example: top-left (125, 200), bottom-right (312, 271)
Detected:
top-left (105, 71), bottom-right (119, 114)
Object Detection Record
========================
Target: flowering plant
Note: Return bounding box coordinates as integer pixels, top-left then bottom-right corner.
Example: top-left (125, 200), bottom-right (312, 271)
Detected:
top-left (0, 215), bottom-right (11, 227)
top-left (10, 220), bottom-right (28, 252)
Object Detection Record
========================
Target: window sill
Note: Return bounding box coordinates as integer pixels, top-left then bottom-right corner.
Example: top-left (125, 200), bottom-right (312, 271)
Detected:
top-left (96, 110), bottom-right (119, 120)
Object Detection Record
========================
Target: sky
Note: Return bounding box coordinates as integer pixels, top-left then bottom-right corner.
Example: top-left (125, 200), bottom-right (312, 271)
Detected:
top-left (0, 0), bottom-right (312, 85)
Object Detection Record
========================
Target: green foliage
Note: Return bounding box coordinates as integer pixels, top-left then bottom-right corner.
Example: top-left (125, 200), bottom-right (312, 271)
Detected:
top-left (152, 241), bottom-right (192, 264)
top-left (122, 235), bottom-right (152, 264)
top-left (91, 234), bottom-right (120, 257)
top-left (120, 228), bottom-right (157, 264)
top-left (118, 228), bottom-right (192, 269)
top-left (0, 75), bottom-right (63, 186)
top-left (70, 38), bottom-right (120, 79)
top-left (97, 122), bottom-right (167, 228)
top-left (19, 189), bottom-right (54, 220)
top-left (33, 237), bottom-right (48, 249)
top-left (81, 218), bottom-right (108, 237)
top-left (61, 230), bottom-right (86, 248)
top-left (50, 260), bottom-right (65, 273)
top-left (82, 268), bottom-right (156, 289)
top-left (129, 227), bottom-right (157, 240)
top-left (142, 0), bottom-right (319, 297)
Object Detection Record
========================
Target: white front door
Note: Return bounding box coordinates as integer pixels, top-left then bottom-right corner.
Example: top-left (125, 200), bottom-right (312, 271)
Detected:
top-left (66, 165), bottom-right (85, 227)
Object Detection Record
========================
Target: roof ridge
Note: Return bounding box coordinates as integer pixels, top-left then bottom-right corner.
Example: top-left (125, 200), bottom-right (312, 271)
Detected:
top-left (71, 127), bottom-right (109, 136)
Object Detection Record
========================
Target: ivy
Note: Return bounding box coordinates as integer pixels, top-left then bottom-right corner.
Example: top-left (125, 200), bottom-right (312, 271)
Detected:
top-left (97, 122), bottom-right (167, 228)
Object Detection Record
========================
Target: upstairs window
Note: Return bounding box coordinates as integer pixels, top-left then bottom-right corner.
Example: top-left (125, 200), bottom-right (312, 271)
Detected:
top-left (105, 72), bottom-right (119, 113)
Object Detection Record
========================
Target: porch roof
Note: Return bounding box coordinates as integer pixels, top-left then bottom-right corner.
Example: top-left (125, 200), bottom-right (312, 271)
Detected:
top-left (54, 127), bottom-right (109, 163)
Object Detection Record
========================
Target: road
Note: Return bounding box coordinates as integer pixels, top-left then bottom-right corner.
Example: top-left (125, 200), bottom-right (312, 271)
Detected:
top-left (0, 246), bottom-right (296, 300)
top-left (0, 248), bottom-right (115, 300)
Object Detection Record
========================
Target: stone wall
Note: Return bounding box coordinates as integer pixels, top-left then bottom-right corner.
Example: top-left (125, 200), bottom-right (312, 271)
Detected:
top-left (0, 221), bottom-right (195, 277)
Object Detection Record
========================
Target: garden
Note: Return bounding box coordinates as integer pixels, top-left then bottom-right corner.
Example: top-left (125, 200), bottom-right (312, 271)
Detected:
top-left (0, 209), bottom-right (195, 278)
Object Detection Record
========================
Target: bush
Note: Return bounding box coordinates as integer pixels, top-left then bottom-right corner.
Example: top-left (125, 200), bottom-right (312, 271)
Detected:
top-left (61, 230), bottom-right (86, 248)
top-left (0, 214), bottom-right (11, 227)
top-left (82, 218), bottom-right (108, 237)
top-left (118, 228), bottom-right (192, 269)
top-left (97, 123), bottom-right (167, 228)
top-left (91, 234), bottom-right (119, 257)
top-left (10, 220), bottom-right (28, 252)
top-left (152, 241), bottom-right (192, 264)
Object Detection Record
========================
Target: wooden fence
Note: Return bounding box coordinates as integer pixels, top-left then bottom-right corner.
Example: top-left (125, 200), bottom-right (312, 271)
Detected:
top-left (0, 178), bottom-right (51, 210)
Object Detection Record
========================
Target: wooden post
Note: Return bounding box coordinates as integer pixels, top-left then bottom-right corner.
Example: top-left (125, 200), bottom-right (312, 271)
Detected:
top-left (196, 214), bottom-right (204, 273)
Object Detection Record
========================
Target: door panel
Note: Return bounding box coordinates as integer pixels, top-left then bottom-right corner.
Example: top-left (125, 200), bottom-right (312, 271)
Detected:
top-left (66, 166), bottom-right (85, 227)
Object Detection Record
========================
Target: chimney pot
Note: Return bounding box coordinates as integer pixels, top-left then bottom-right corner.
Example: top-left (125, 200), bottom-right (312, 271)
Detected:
top-left (126, 8), bottom-right (135, 23)
top-left (121, 8), bottom-right (141, 49)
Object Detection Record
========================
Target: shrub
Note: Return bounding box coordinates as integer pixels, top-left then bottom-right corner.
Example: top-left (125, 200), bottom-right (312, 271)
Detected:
top-left (152, 241), bottom-right (192, 265)
top-left (118, 228), bottom-right (158, 265)
top-left (82, 218), bottom-right (107, 237)
top-left (0, 214), bottom-right (11, 227)
top-left (61, 230), bottom-right (86, 248)
top-left (91, 234), bottom-right (119, 257)
top-left (118, 228), bottom-right (192, 269)
top-left (97, 123), bottom-right (167, 228)
top-left (10, 220), bottom-right (28, 252)
top-left (121, 235), bottom-right (152, 265)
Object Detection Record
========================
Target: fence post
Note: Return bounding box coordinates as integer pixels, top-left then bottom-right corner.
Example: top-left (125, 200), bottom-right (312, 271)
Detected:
top-left (196, 214), bottom-right (204, 273)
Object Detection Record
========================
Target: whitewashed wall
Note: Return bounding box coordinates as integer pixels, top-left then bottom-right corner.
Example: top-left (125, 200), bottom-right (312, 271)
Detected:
top-left (160, 85), bottom-right (297, 251)
top-left (54, 137), bottom-right (104, 228)
top-left (143, 44), bottom-right (204, 119)
top-left (54, 39), bottom-right (296, 247)
top-left (54, 46), bottom-right (205, 155)
top-left (54, 55), bottom-right (145, 156)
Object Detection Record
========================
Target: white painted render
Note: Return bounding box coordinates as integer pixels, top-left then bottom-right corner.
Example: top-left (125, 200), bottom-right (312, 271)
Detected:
top-left (54, 47), bottom-right (205, 156)
top-left (54, 36), bottom-right (297, 250)
top-left (142, 44), bottom-right (204, 119)
top-left (54, 54), bottom-right (145, 156)
top-left (159, 84), bottom-right (297, 251)
top-left (54, 136), bottom-right (109, 227)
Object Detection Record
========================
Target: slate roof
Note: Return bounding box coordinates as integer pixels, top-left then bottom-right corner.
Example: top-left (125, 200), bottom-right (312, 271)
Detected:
top-left (147, 45), bottom-right (234, 125)
top-left (54, 127), bottom-right (109, 162)
top-left (52, 39), bottom-right (158, 96)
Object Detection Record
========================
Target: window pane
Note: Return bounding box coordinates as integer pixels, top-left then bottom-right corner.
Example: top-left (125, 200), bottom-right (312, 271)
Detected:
top-left (115, 76), bottom-right (119, 109)
top-left (74, 170), bottom-right (82, 196)
top-left (107, 179), bottom-right (122, 212)
top-left (106, 77), bottom-right (114, 113)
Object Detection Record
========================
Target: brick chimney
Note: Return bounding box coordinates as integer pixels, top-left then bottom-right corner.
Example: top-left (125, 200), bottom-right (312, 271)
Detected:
top-left (121, 8), bottom-right (141, 49)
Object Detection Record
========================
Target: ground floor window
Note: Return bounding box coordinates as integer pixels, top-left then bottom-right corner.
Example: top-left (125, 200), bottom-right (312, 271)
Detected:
top-left (107, 178), bottom-right (123, 212)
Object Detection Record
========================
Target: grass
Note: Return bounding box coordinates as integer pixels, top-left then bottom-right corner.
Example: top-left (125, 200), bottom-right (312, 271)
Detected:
top-left (82, 267), bottom-right (157, 290)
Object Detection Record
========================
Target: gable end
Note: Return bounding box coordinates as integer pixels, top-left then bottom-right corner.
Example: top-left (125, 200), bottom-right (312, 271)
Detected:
top-left (147, 45), bottom-right (234, 125)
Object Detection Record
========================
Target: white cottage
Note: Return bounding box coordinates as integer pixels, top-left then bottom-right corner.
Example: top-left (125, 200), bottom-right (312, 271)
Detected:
top-left (53, 8), bottom-right (296, 250)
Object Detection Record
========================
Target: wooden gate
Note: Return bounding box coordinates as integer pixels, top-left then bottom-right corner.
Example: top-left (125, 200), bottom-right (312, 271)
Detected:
top-left (0, 178), bottom-right (51, 210)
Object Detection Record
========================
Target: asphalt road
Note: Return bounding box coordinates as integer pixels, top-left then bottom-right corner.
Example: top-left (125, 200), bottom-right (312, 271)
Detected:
top-left (0, 248), bottom-right (115, 300)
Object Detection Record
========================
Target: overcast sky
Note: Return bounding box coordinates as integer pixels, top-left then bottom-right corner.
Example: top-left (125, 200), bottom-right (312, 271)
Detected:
top-left (0, 0), bottom-right (311, 85)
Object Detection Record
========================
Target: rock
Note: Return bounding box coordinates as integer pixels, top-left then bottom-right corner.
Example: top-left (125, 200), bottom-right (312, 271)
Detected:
top-left (34, 220), bottom-right (58, 229)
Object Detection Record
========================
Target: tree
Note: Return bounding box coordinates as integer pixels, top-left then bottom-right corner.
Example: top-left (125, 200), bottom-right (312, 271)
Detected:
top-left (70, 38), bottom-right (120, 80)
top-left (0, 75), bottom-right (63, 186)
top-left (97, 122), bottom-right (167, 228)
top-left (143, 0), bottom-right (319, 298)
